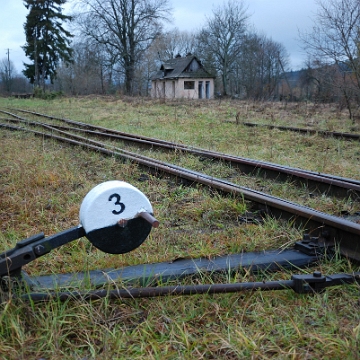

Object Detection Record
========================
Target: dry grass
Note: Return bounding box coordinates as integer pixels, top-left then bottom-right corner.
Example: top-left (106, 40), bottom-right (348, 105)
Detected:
top-left (5, 96), bottom-right (360, 177)
top-left (0, 96), bottom-right (360, 359)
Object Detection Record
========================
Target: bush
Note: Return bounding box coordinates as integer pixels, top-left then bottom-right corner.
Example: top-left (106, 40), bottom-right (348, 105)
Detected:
top-left (34, 86), bottom-right (64, 99)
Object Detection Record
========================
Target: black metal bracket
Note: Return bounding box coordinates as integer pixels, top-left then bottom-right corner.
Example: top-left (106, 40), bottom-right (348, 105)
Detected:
top-left (294, 233), bottom-right (333, 256)
top-left (291, 271), bottom-right (360, 293)
top-left (0, 226), bottom-right (85, 282)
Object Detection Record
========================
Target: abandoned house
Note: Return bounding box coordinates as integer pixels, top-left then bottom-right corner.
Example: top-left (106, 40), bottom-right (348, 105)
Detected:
top-left (150, 54), bottom-right (215, 99)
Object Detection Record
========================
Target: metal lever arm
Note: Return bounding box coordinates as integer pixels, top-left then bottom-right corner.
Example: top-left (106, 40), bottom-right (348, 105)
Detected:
top-left (17, 271), bottom-right (360, 302)
top-left (0, 226), bottom-right (85, 277)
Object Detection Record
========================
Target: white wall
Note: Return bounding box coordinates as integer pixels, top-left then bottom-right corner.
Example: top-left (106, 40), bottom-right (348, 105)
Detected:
top-left (151, 78), bottom-right (214, 99)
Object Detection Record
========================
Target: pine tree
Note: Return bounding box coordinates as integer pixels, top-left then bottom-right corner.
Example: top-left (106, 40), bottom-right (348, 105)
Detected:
top-left (23, 0), bottom-right (73, 90)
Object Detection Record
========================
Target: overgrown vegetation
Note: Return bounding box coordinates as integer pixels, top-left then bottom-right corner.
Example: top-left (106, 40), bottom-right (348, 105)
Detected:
top-left (0, 97), bottom-right (360, 358)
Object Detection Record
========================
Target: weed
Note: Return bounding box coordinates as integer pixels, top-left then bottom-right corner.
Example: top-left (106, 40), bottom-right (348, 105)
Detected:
top-left (0, 97), bottom-right (360, 358)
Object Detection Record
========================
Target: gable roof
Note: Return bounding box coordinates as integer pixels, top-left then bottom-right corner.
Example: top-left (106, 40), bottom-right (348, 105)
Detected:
top-left (151, 55), bottom-right (215, 81)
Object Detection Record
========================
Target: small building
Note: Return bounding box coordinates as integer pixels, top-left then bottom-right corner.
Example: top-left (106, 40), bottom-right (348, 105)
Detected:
top-left (150, 54), bottom-right (215, 99)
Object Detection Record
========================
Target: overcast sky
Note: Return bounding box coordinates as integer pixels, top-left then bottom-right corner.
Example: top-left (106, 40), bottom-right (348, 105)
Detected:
top-left (1, 0), bottom-right (319, 74)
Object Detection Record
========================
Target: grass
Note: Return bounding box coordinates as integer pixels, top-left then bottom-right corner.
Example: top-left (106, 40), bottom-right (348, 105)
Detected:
top-left (4, 96), bottom-right (360, 178)
top-left (0, 96), bottom-right (360, 358)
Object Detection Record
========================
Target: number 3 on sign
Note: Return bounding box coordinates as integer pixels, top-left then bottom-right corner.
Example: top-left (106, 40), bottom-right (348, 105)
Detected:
top-left (108, 193), bottom-right (125, 215)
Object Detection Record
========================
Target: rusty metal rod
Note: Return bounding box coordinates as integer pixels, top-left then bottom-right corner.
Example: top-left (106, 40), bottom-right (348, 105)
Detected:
top-left (138, 212), bottom-right (159, 228)
top-left (20, 280), bottom-right (295, 302)
top-left (18, 272), bottom-right (359, 303)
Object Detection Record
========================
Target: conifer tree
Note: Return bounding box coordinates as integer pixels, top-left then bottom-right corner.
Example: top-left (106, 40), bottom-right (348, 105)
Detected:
top-left (23, 0), bottom-right (73, 90)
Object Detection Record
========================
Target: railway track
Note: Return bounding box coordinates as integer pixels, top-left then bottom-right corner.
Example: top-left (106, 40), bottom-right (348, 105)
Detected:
top-left (241, 121), bottom-right (360, 141)
top-left (2, 108), bottom-right (360, 200)
top-left (1, 108), bottom-right (360, 262)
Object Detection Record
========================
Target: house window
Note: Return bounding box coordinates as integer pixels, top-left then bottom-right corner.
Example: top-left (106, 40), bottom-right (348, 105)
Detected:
top-left (184, 81), bottom-right (195, 90)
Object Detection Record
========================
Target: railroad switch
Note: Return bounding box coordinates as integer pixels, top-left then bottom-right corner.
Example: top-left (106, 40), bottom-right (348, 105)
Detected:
top-left (0, 181), bottom-right (158, 293)
top-left (0, 180), bottom-right (358, 302)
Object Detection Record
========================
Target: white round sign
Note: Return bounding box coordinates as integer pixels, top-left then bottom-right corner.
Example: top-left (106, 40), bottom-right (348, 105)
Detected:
top-left (79, 180), bottom-right (153, 233)
top-left (79, 180), bottom-right (154, 254)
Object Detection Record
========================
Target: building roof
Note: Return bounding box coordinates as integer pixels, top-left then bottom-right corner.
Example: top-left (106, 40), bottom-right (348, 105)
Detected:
top-left (151, 55), bottom-right (215, 81)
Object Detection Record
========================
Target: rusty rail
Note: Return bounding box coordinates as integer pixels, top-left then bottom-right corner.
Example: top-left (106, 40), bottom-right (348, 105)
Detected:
top-left (1, 120), bottom-right (360, 262)
top-left (241, 121), bottom-right (360, 141)
top-left (3, 108), bottom-right (360, 200)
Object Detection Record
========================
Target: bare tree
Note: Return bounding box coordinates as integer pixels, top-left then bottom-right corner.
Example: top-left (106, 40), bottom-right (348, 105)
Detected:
top-left (0, 58), bottom-right (14, 93)
top-left (76, 0), bottom-right (171, 95)
top-left (299, 0), bottom-right (360, 120)
top-left (197, 0), bottom-right (249, 96)
top-left (55, 40), bottom-right (113, 95)
top-left (233, 33), bottom-right (289, 100)
top-left (263, 38), bottom-right (290, 100)
top-left (0, 59), bottom-right (33, 95)
top-left (152, 28), bottom-right (198, 61)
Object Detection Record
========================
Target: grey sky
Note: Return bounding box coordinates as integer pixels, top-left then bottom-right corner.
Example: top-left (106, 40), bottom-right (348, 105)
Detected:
top-left (0, 0), bottom-right (318, 74)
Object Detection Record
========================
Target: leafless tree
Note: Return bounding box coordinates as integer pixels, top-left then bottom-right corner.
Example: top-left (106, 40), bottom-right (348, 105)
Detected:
top-left (233, 33), bottom-right (289, 100)
top-left (299, 58), bottom-right (342, 103)
top-left (54, 40), bottom-right (113, 95)
top-left (0, 58), bottom-right (14, 93)
top-left (197, 0), bottom-right (249, 96)
top-left (0, 59), bottom-right (33, 95)
top-left (299, 0), bottom-right (360, 120)
top-left (75, 0), bottom-right (171, 95)
top-left (152, 28), bottom-right (198, 62)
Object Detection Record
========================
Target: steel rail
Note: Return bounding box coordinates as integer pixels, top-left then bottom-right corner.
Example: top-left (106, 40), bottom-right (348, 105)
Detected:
top-left (241, 121), bottom-right (360, 141)
top-left (8, 108), bottom-right (360, 183)
top-left (4, 108), bottom-right (360, 199)
top-left (1, 121), bottom-right (360, 261)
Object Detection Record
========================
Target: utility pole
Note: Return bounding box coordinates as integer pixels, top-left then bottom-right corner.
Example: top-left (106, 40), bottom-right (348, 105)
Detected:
top-left (5, 48), bottom-right (12, 92)
top-left (6, 49), bottom-right (11, 78)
